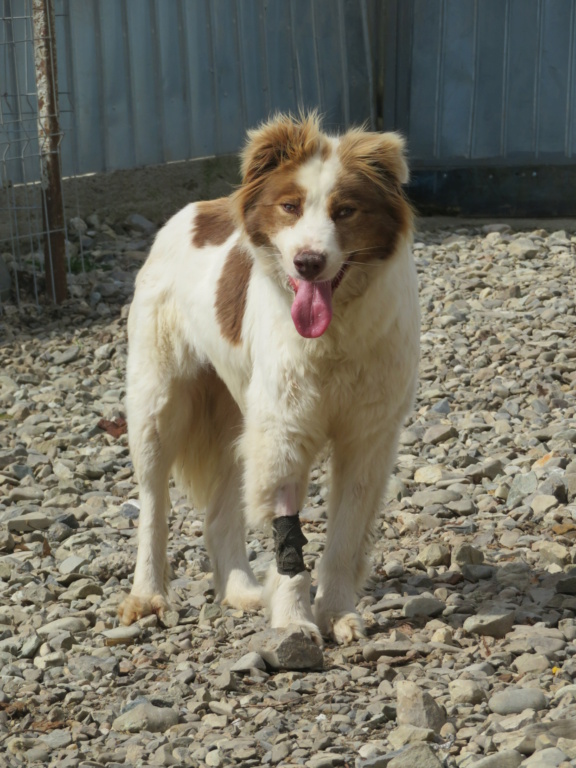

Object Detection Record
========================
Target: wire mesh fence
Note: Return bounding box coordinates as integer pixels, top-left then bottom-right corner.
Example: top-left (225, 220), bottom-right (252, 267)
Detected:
top-left (1, 0), bottom-right (74, 310)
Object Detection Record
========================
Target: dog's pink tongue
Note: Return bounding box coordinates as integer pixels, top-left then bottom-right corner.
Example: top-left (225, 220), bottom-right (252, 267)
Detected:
top-left (291, 280), bottom-right (333, 338)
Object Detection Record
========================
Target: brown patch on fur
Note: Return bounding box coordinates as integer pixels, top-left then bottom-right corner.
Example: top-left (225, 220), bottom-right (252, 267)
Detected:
top-left (192, 198), bottom-right (235, 248)
top-left (242, 170), bottom-right (306, 250)
top-left (332, 131), bottom-right (413, 262)
top-left (234, 113), bottom-right (329, 225)
top-left (215, 244), bottom-right (253, 345)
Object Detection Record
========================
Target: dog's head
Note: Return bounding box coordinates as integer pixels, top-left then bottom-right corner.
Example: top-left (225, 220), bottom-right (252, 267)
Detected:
top-left (234, 113), bottom-right (412, 338)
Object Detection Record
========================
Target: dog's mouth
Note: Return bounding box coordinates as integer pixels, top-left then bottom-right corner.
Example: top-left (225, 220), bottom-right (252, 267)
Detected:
top-left (287, 262), bottom-right (350, 339)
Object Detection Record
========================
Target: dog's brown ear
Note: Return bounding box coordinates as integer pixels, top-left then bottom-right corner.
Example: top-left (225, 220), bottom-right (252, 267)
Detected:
top-left (240, 112), bottom-right (322, 186)
top-left (339, 130), bottom-right (409, 188)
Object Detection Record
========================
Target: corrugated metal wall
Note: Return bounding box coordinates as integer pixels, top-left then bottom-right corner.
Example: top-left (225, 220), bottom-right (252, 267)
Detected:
top-left (380, 0), bottom-right (576, 168)
top-left (1, 0), bottom-right (376, 185)
top-left (3, 0), bottom-right (576, 188)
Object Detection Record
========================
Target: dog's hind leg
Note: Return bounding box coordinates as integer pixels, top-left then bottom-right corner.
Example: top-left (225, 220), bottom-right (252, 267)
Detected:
top-left (203, 459), bottom-right (263, 611)
top-left (117, 373), bottom-right (190, 626)
top-left (177, 367), bottom-right (262, 611)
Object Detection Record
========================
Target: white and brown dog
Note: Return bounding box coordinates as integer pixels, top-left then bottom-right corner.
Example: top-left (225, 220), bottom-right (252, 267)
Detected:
top-left (118, 113), bottom-right (420, 646)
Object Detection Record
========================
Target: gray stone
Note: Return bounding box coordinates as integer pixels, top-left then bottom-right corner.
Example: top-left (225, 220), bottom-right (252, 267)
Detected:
top-left (20, 634), bottom-right (42, 658)
top-left (306, 753), bottom-right (346, 768)
top-left (413, 465), bottom-right (445, 485)
top-left (363, 642), bottom-right (414, 662)
top-left (520, 747), bottom-right (567, 767)
top-left (53, 345), bottom-right (81, 365)
top-left (465, 459), bottom-right (504, 482)
top-left (0, 519), bottom-right (18, 547)
top-left (39, 729), bottom-right (72, 749)
top-left (388, 724), bottom-right (435, 749)
top-left (249, 626), bottom-right (323, 670)
top-left (516, 720), bottom-right (576, 755)
top-left (58, 555), bottom-right (89, 575)
top-left (507, 472), bottom-right (538, 508)
top-left (396, 680), bottom-right (446, 732)
top-left (508, 237), bottom-right (540, 259)
top-left (470, 751), bottom-right (523, 768)
top-left (38, 617), bottom-right (90, 636)
top-left (24, 746), bottom-right (51, 763)
top-left (411, 489), bottom-right (461, 507)
top-left (448, 679), bottom-right (486, 705)
top-left (463, 608), bottom-right (515, 639)
top-left (34, 650), bottom-right (67, 669)
top-left (418, 543), bottom-right (450, 567)
top-left (461, 564), bottom-right (496, 581)
top-left (112, 698), bottom-right (178, 733)
top-left (556, 569), bottom-right (576, 595)
top-left (452, 543), bottom-right (484, 565)
top-left (388, 744), bottom-right (443, 768)
top-left (102, 625), bottom-right (142, 646)
top-left (511, 653), bottom-right (550, 675)
top-left (357, 756), bottom-right (398, 768)
top-left (402, 595), bottom-right (445, 618)
top-left (422, 425), bottom-right (458, 445)
top-left (7, 512), bottom-right (50, 532)
top-left (199, 602), bottom-right (222, 625)
top-left (126, 213), bottom-right (157, 234)
top-left (488, 688), bottom-right (547, 715)
top-left (230, 651), bottom-right (267, 672)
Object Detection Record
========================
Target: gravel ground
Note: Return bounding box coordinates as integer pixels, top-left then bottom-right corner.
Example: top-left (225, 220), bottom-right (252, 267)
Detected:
top-left (2, 216), bottom-right (576, 768)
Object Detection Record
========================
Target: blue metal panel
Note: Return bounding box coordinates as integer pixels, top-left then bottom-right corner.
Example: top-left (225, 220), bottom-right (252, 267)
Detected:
top-left (409, 0), bottom-right (442, 162)
top-left (155, 0), bottom-right (191, 163)
top-left (437, 0), bottom-right (476, 160)
top-left (470, 0), bottom-right (507, 160)
top-left (536, 0), bottom-right (573, 158)
top-left (66, 0), bottom-right (104, 173)
top-left (568, 4), bottom-right (576, 158)
top-left (309, 0), bottom-right (346, 129)
top-left (288, 0), bottom-right (322, 112)
top-left (9, 0), bottom-right (576, 184)
top-left (385, 0), bottom-right (576, 167)
top-left (237, 0), bottom-right (270, 129)
top-left (263, 0), bottom-right (299, 117)
top-left (347, 0), bottom-right (375, 129)
top-left (0, 0), bottom-right (39, 186)
top-left (56, 0), bottom-right (80, 177)
top-left (98, 0), bottom-right (134, 171)
top-left (209, 1), bottom-right (245, 154)
top-left (504, 0), bottom-right (540, 159)
top-left (181, 0), bottom-right (218, 158)
top-left (124, 0), bottom-right (163, 168)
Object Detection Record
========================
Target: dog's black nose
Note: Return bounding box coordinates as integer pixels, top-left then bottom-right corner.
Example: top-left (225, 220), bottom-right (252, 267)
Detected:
top-left (293, 250), bottom-right (327, 280)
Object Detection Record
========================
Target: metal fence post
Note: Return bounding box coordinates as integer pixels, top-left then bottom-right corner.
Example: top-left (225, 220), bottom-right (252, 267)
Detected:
top-left (32, 0), bottom-right (67, 304)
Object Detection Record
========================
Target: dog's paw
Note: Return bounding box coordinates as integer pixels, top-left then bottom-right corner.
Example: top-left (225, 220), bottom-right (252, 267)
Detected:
top-left (222, 581), bottom-right (264, 612)
top-left (283, 619), bottom-right (323, 648)
top-left (270, 616), bottom-right (323, 647)
top-left (117, 593), bottom-right (168, 626)
top-left (316, 608), bottom-right (365, 645)
top-left (265, 568), bottom-right (323, 647)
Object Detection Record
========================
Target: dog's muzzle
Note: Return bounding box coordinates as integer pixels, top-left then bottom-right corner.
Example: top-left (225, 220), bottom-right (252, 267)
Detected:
top-left (272, 514), bottom-right (308, 577)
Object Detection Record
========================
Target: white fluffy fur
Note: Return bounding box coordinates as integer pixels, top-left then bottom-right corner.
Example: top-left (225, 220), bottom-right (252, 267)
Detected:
top-left (118, 123), bottom-right (420, 645)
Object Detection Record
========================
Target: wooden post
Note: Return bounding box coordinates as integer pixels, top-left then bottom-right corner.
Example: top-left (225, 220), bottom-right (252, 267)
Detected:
top-left (32, 0), bottom-right (67, 303)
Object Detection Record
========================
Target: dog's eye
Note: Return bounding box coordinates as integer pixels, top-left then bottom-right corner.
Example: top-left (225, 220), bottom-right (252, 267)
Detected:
top-left (336, 207), bottom-right (356, 219)
top-left (281, 202), bottom-right (299, 214)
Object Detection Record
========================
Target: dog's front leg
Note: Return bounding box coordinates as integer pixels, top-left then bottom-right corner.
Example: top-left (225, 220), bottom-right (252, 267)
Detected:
top-left (264, 483), bottom-right (322, 646)
top-left (242, 414), bottom-right (322, 646)
top-left (314, 430), bottom-right (401, 645)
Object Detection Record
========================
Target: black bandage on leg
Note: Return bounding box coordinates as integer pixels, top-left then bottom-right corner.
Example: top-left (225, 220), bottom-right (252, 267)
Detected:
top-left (272, 514), bottom-right (308, 577)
